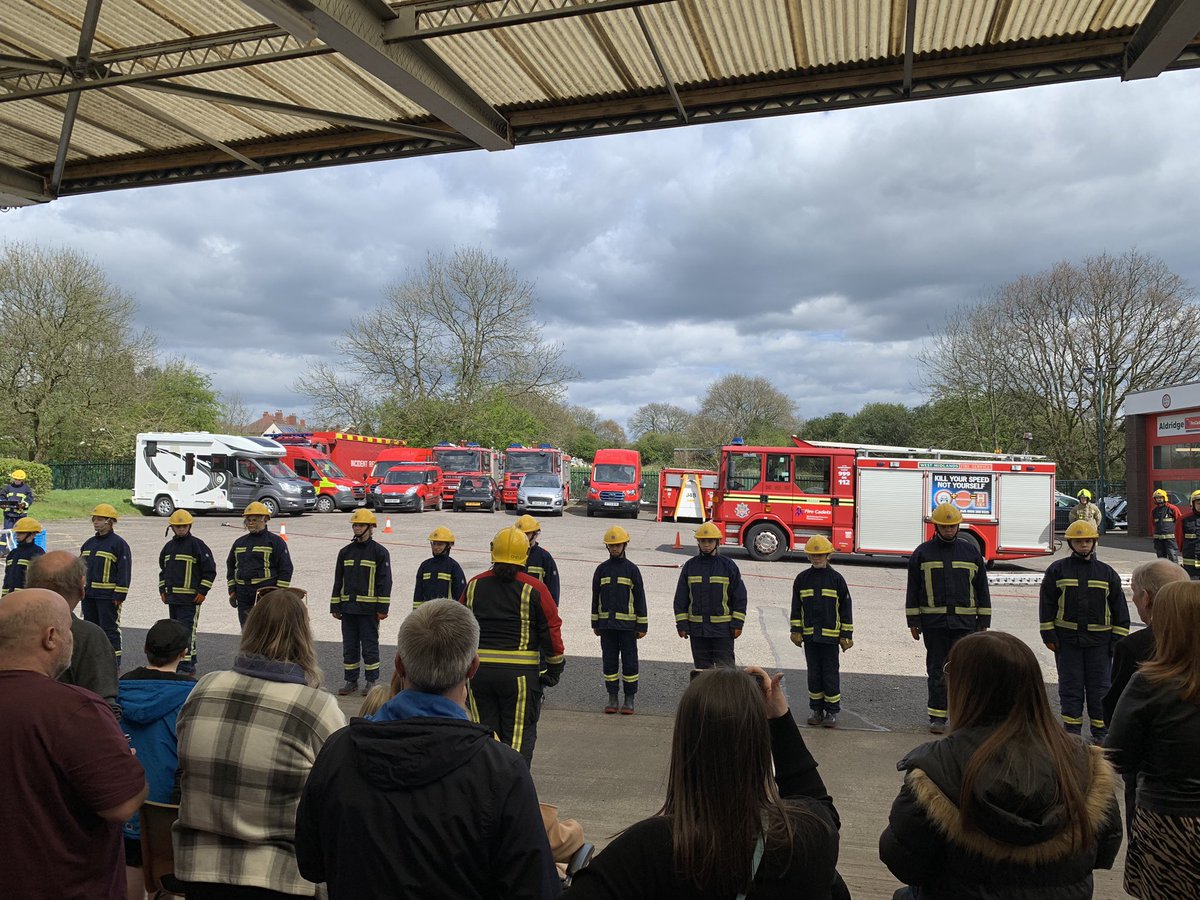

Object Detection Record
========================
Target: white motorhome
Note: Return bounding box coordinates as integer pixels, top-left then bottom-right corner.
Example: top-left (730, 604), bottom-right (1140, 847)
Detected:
top-left (133, 433), bottom-right (317, 517)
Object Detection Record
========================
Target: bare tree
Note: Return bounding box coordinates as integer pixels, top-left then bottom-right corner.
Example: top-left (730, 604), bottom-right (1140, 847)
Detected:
top-left (689, 373), bottom-right (799, 448)
top-left (595, 419), bottom-right (627, 447)
top-left (628, 402), bottom-right (692, 437)
top-left (216, 391), bottom-right (253, 434)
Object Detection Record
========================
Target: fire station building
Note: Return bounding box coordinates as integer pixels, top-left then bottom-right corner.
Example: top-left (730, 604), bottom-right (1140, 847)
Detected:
top-left (1124, 381), bottom-right (1200, 537)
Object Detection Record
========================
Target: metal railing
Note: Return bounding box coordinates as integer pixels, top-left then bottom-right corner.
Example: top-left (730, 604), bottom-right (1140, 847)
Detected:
top-left (48, 460), bottom-right (134, 490)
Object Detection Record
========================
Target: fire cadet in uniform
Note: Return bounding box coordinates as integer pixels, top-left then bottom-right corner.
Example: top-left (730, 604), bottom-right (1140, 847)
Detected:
top-left (2, 516), bottom-right (44, 595)
top-left (332, 508), bottom-right (392, 696)
top-left (226, 501), bottom-right (294, 627)
top-left (1150, 488), bottom-right (1182, 562)
top-left (905, 503), bottom-right (990, 734)
top-left (674, 521), bottom-right (747, 670)
top-left (80, 502), bottom-right (132, 664)
top-left (591, 525), bottom-right (647, 715)
top-left (789, 535), bottom-right (853, 728)
top-left (515, 514), bottom-right (560, 604)
top-left (157, 509), bottom-right (216, 674)
top-left (1040, 519), bottom-right (1129, 744)
top-left (1069, 489), bottom-right (1103, 530)
top-left (413, 526), bottom-right (465, 609)
top-left (462, 525), bottom-right (565, 767)
top-left (2, 468), bottom-right (34, 530)
top-left (1179, 490), bottom-right (1200, 580)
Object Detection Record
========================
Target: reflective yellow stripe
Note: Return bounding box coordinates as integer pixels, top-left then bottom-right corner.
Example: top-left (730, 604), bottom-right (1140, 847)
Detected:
top-left (477, 649), bottom-right (540, 665)
top-left (511, 676), bottom-right (528, 752)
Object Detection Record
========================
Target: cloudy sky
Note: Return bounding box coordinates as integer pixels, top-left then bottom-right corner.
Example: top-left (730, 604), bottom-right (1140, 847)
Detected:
top-left (2, 68), bottom-right (1198, 432)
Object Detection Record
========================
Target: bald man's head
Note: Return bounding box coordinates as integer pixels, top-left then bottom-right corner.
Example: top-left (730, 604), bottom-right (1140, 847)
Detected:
top-left (0, 588), bottom-right (74, 677)
top-left (27, 551), bottom-right (86, 608)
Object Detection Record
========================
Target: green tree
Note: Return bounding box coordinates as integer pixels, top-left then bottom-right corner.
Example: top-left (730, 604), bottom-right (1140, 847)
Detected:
top-left (688, 373), bottom-right (798, 449)
top-left (801, 412), bottom-right (850, 442)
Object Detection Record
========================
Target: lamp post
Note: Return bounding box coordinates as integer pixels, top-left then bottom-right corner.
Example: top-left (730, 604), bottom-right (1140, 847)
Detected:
top-left (1082, 366), bottom-right (1107, 535)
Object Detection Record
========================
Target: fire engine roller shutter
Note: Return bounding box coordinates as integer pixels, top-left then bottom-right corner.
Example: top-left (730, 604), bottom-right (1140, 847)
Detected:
top-left (855, 469), bottom-right (925, 553)
top-left (997, 474), bottom-right (1054, 552)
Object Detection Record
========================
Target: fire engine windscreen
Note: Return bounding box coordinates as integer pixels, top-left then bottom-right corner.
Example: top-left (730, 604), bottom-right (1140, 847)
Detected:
top-left (507, 452), bottom-right (552, 473)
top-left (384, 469), bottom-right (424, 485)
top-left (433, 449), bottom-right (483, 472)
top-left (594, 464), bottom-right (636, 482)
top-left (313, 459), bottom-right (347, 479)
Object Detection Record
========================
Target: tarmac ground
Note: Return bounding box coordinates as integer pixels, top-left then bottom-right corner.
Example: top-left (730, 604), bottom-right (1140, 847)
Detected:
top-left (46, 503), bottom-right (1149, 898)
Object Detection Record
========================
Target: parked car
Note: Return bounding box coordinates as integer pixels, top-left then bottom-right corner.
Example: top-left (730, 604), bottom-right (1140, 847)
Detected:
top-left (517, 472), bottom-right (566, 516)
top-left (1055, 491), bottom-right (1126, 532)
top-left (453, 476), bottom-right (499, 512)
top-left (1054, 491), bottom-right (1077, 532)
top-left (371, 465), bottom-right (444, 513)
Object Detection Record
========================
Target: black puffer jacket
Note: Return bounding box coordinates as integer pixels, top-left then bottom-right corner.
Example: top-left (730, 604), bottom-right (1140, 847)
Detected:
top-left (879, 727), bottom-right (1122, 899)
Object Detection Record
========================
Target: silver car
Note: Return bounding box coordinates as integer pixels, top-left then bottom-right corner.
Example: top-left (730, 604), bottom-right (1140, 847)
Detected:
top-left (516, 473), bottom-right (565, 516)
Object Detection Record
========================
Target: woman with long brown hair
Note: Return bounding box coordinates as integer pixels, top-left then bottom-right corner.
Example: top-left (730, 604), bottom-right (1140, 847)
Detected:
top-left (174, 588), bottom-right (346, 900)
top-left (564, 665), bottom-right (846, 899)
top-left (1107, 580), bottom-right (1200, 898)
top-left (879, 631), bottom-right (1121, 899)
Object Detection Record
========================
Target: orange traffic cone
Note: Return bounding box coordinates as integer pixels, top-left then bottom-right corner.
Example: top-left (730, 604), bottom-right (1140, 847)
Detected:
top-left (673, 531), bottom-right (681, 549)
top-left (279, 524), bottom-right (288, 542)
top-left (383, 517), bottom-right (394, 534)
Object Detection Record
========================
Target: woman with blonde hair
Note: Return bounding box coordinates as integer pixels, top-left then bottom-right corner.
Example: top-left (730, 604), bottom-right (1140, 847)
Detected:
top-left (880, 631), bottom-right (1122, 899)
top-left (1107, 580), bottom-right (1200, 898)
top-left (174, 588), bottom-right (346, 899)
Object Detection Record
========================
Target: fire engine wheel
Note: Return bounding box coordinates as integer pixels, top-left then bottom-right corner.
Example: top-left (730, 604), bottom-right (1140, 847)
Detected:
top-left (744, 523), bottom-right (788, 562)
top-left (314, 496), bottom-right (335, 514)
top-left (961, 530), bottom-right (986, 561)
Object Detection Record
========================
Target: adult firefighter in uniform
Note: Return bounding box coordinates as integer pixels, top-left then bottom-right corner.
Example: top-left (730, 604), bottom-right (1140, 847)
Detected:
top-left (226, 501), bottom-right (294, 627)
top-left (413, 526), bottom-right (465, 609)
top-left (1039, 519), bottom-right (1129, 743)
top-left (515, 514), bottom-right (560, 604)
top-left (158, 509), bottom-right (216, 674)
top-left (591, 525), bottom-right (647, 715)
top-left (1150, 488), bottom-right (1182, 562)
top-left (462, 525), bottom-right (565, 767)
top-left (1179, 490), bottom-right (1200, 580)
top-left (673, 521), bottom-right (747, 669)
top-left (2, 516), bottom-right (44, 595)
top-left (80, 503), bottom-right (132, 663)
top-left (1070, 489), bottom-right (1103, 530)
top-left (905, 503), bottom-right (990, 734)
top-left (332, 508), bottom-right (392, 696)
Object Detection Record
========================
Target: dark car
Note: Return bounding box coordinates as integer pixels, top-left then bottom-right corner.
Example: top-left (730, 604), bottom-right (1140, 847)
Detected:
top-left (454, 476), bottom-right (499, 512)
top-left (1056, 491), bottom-right (1125, 532)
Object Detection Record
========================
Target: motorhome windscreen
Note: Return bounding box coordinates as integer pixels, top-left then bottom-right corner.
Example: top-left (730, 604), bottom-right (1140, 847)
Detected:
top-left (257, 459), bottom-right (293, 478)
top-left (384, 469), bottom-right (423, 485)
top-left (313, 459), bottom-right (347, 479)
top-left (507, 453), bottom-right (551, 473)
top-left (594, 464), bottom-right (635, 482)
top-left (433, 449), bottom-right (480, 472)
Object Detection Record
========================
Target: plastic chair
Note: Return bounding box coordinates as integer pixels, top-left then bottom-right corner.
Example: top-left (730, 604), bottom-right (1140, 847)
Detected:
top-left (139, 800), bottom-right (186, 898)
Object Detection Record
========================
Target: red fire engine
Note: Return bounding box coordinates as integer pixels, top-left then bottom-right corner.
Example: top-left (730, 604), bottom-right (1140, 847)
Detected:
top-left (501, 444), bottom-right (571, 509)
top-left (431, 442), bottom-right (500, 503)
top-left (713, 437), bottom-right (1056, 562)
top-left (305, 432), bottom-right (406, 483)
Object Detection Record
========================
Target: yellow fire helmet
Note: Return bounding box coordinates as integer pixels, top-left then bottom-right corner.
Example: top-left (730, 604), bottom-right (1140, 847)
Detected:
top-left (930, 503), bottom-right (963, 526)
top-left (13, 516), bottom-right (41, 534)
top-left (1076, 489), bottom-right (1092, 500)
top-left (1153, 489), bottom-right (1169, 500)
top-left (91, 503), bottom-right (120, 520)
top-left (1191, 490), bottom-right (1200, 503)
top-left (1064, 520), bottom-right (1099, 541)
top-left (514, 514), bottom-right (540, 534)
top-left (9, 469), bottom-right (26, 481)
top-left (350, 508), bottom-right (378, 526)
top-left (603, 525), bottom-right (630, 545)
top-left (491, 526), bottom-right (530, 566)
top-left (428, 526), bottom-right (455, 544)
top-left (243, 501), bottom-right (271, 518)
top-left (694, 521), bottom-right (722, 540)
top-left (168, 509), bottom-right (194, 526)
top-left (804, 535), bottom-right (834, 555)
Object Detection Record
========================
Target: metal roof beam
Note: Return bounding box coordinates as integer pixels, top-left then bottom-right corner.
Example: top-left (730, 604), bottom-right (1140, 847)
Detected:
top-left (243, 0), bottom-right (511, 150)
top-left (902, 0), bottom-right (917, 96)
top-left (0, 160), bottom-right (51, 206)
top-left (131, 80), bottom-right (471, 145)
top-left (49, 0), bottom-right (104, 196)
top-left (388, 0), bottom-right (673, 41)
top-left (633, 6), bottom-right (685, 122)
top-left (1124, 0), bottom-right (1200, 80)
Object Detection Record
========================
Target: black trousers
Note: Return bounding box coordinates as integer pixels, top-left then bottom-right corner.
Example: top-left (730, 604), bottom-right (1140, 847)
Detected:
top-left (1055, 642), bottom-right (1111, 734)
top-left (599, 629), bottom-right (639, 695)
top-left (804, 642), bottom-right (841, 712)
top-left (923, 627), bottom-right (970, 721)
top-left (690, 634), bottom-right (735, 669)
top-left (340, 613), bottom-right (381, 683)
top-left (1154, 538), bottom-right (1179, 562)
top-left (470, 665), bottom-right (543, 767)
top-left (82, 596), bottom-right (122, 662)
top-left (167, 602), bottom-right (200, 672)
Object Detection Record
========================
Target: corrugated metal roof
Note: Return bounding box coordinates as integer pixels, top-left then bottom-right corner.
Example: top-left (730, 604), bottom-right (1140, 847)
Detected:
top-left (0, 0), bottom-right (1195, 203)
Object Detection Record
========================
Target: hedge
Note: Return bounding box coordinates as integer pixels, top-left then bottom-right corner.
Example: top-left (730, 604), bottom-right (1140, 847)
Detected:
top-left (0, 458), bottom-right (52, 497)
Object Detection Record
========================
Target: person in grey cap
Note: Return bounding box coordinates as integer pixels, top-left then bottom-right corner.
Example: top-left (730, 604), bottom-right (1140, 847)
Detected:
top-left (118, 619), bottom-right (196, 899)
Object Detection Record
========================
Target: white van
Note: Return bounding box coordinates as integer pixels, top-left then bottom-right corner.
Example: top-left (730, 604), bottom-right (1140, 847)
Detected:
top-left (133, 432), bottom-right (317, 517)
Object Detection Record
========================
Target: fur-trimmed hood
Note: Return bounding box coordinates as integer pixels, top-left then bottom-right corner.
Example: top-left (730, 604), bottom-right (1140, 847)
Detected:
top-left (898, 727), bottom-right (1116, 865)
